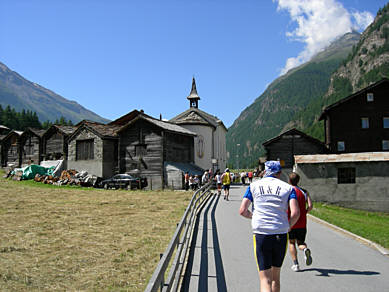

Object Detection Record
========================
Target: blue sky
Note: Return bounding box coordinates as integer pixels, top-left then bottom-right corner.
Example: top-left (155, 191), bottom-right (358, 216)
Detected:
top-left (0, 0), bottom-right (387, 127)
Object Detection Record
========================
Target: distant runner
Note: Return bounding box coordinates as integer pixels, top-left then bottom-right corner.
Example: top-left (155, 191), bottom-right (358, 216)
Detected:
top-left (288, 172), bottom-right (313, 272)
top-left (221, 168), bottom-right (232, 201)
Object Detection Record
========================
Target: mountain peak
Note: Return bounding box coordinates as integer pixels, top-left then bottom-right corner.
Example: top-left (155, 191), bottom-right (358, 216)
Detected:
top-left (311, 31), bottom-right (361, 62)
top-left (0, 61), bottom-right (109, 124)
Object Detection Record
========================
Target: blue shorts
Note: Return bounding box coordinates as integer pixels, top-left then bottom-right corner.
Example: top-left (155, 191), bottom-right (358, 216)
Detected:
top-left (222, 184), bottom-right (230, 190)
top-left (253, 233), bottom-right (287, 271)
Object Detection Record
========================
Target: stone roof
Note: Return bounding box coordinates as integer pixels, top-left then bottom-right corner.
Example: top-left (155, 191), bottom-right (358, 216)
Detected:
top-left (54, 125), bottom-right (77, 135)
top-left (82, 120), bottom-right (122, 138)
top-left (1, 130), bottom-right (23, 142)
top-left (69, 120), bottom-right (122, 141)
top-left (108, 109), bottom-right (149, 126)
top-left (27, 128), bottom-right (46, 137)
top-left (119, 114), bottom-right (196, 136)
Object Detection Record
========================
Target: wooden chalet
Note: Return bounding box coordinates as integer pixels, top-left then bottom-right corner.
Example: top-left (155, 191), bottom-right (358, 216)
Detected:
top-left (0, 125), bottom-right (10, 135)
top-left (319, 78), bottom-right (389, 153)
top-left (117, 112), bottom-right (197, 190)
top-left (42, 125), bottom-right (76, 161)
top-left (262, 128), bottom-right (327, 169)
top-left (0, 126), bottom-right (10, 163)
top-left (108, 109), bottom-right (144, 126)
top-left (67, 120), bottom-right (121, 179)
top-left (19, 128), bottom-right (46, 166)
top-left (1, 130), bottom-right (23, 167)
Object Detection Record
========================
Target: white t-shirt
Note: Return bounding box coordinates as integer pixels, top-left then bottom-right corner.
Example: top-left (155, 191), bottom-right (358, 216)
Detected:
top-left (243, 176), bottom-right (297, 235)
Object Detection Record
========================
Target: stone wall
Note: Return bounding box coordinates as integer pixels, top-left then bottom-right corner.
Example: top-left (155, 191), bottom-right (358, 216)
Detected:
top-left (295, 161), bottom-right (389, 212)
top-left (68, 129), bottom-right (104, 177)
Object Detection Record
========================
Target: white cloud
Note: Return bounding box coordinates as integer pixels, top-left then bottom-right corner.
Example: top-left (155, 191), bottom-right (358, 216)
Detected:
top-left (274, 0), bottom-right (374, 75)
top-left (352, 11), bottom-right (374, 30)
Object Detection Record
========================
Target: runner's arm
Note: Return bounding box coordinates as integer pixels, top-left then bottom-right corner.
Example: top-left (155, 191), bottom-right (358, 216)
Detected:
top-left (239, 198), bottom-right (252, 219)
top-left (306, 191), bottom-right (313, 213)
top-left (289, 198), bottom-right (300, 228)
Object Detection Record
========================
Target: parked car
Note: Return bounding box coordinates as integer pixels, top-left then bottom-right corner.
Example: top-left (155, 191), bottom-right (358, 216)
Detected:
top-left (99, 174), bottom-right (148, 190)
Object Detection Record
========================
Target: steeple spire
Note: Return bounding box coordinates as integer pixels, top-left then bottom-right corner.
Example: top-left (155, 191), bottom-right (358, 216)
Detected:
top-left (187, 77), bottom-right (200, 108)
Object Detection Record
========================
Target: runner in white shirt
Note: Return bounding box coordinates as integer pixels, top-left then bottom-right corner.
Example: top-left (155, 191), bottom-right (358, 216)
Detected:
top-left (239, 161), bottom-right (300, 292)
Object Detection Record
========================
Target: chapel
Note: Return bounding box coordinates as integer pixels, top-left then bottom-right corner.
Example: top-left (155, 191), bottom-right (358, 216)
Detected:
top-left (170, 78), bottom-right (227, 172)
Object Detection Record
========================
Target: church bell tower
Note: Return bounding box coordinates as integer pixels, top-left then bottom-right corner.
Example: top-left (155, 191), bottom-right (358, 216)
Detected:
top-left (187, 77), bottom-right (200, 109)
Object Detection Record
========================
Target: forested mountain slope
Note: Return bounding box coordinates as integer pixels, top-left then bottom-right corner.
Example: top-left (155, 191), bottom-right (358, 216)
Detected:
top-left (226, 32), bottom-right (360, 168)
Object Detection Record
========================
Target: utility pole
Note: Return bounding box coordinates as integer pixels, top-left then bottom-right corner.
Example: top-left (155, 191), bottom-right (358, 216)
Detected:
top-left (236, 143), bottom-right (240, 171)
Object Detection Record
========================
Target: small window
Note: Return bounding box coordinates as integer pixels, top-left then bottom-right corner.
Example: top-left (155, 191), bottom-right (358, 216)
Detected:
top-left (383, 140), bottom-right (389, 150)
top-left (383, 117), bottom-right (389, 128)
top-left (367, 93), bottom-right (374, 102)
top-left (337, 141), bottom-right (345, 152)
top-left (135, 144), bottom-right (147, 157)
top-left (361, 117), bottom-right (369, 129)
top-left (76, 139), bottom-right (94, 160)
top-left (338, 167), bottom-right (356, 184)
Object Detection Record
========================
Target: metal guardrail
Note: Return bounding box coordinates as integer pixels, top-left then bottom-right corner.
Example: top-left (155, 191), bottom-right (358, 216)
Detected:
top-left (144, 181), bottom-right (214, 292)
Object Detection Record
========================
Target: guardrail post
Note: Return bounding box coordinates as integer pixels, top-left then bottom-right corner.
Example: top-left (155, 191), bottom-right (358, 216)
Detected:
top-left (160, 253), bottom-right (164, 291)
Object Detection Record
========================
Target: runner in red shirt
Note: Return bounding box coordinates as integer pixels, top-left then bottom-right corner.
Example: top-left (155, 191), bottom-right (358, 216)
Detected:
top-left (288, 172), bottom-right (313, 272)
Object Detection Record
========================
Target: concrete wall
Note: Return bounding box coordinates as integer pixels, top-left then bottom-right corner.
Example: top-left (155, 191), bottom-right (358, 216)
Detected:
top-left (294, 161), bottom-right (389, 212)
top-left (68, 129), bottom-right (103, 177)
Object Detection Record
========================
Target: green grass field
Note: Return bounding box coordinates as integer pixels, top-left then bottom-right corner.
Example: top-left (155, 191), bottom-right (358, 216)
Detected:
top-left (0, 173), bottom-right (192, 291)
top-left (310, 202), bottom-right (389, 249)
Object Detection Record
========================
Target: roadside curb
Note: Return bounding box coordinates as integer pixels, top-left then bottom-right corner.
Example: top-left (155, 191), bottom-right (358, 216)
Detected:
top-left (307, 214), bottom-right (389, 257)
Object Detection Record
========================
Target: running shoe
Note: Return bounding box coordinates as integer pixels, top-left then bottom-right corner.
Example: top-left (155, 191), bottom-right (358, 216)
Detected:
top-left (304, 248), bottom-right (312, 266)
top-left (291, 264), bottom-right (300, 272)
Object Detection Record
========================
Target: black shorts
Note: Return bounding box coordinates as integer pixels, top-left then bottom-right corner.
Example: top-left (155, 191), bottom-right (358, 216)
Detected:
top-left (222, 184), bottom-right (230, 190)
top-left (288, 228), bottom-right (307, 245)
top-left (253, 233), bottom-right (287, 271)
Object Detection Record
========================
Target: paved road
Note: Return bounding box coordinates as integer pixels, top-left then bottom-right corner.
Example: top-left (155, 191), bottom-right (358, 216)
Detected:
top-left (181, 184), bottom-right (389, 291)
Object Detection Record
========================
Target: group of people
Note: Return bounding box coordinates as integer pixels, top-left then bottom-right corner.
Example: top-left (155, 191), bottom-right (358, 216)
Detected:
top-left (240, 170), bottom-right (254, 185)
top-left (239, 160), bottom-right (313, 292)
top-left (184, 169), bottom-right (213, 191)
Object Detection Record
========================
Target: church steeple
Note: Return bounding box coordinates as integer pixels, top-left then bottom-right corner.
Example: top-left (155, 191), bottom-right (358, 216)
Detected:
top-left (187, 77), bottom-right (200, 108)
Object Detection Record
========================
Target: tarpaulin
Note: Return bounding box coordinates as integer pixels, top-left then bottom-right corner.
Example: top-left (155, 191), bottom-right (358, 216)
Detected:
top-left (12, 164), bottom-right (55, 180)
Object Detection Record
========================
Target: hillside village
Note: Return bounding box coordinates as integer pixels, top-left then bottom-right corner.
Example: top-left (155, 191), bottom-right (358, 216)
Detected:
top-left (1, 77), bottom-right (389, 213)
top-left (0, 78), bottom-right (227, 191)
top-left (1, 4), bottom-right (389, 213)
top-left (2, 2), bottom-right (389, 292)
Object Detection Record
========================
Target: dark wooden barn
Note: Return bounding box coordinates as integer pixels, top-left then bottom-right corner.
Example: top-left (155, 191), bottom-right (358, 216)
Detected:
top-left (319, 78), bottom-right (389, 153)
top-left (108, 109), bottom-right (143, 126)
top-left (0, 125), bottom-right (10, 135)
top-left (262, 128), bottom-right (327, 169)
top-left (1, 130), bottom-right (23, 167)
top-left (42, 125), bottom-right (76, 161)
top-left (67, 120), bottom-right (121, 179)
top-left (117, 113), bottom-right (196, 190)
top-left (19, 128), bottom-right (45, 166)
top-left (0, 125), bottom-right (11, 165)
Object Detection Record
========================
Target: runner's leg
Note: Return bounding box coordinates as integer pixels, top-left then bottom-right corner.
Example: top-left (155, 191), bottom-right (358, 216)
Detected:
top-left (271, 267), bottom-right (281, 292)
